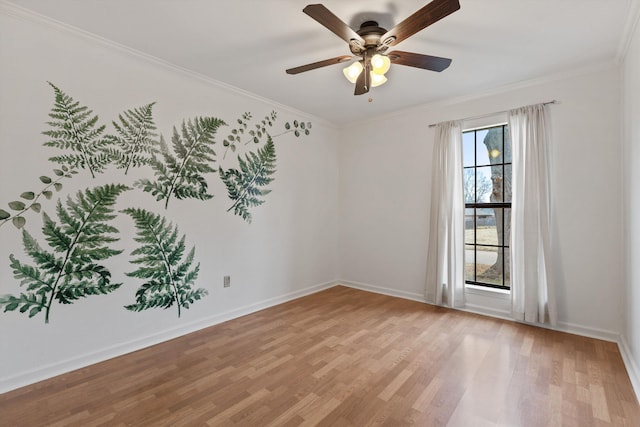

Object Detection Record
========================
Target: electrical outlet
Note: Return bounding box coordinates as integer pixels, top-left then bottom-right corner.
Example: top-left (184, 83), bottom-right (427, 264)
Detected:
top-left (223, 276), bottom-right (231, 288)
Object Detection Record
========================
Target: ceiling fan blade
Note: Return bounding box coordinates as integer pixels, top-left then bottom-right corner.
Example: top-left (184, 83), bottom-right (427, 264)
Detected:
top-left (303, 4), bottom-right (365, 47)
top-left (390, 50), bottom-right (452, 72)
top-left (286, 55), bottom-right (353, 74)
top-left (381, 0), bottom-right (460, 47)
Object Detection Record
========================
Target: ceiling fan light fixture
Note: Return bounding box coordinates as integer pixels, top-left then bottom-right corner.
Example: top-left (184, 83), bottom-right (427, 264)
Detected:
top-left (371, 54), bottom-right (391, 75)
top-left (343, 61), bottom-right (364, 84)
top-left (370, 72), bottom-right (387, 87)
top-left (286, 1), bottom-right (460, 96)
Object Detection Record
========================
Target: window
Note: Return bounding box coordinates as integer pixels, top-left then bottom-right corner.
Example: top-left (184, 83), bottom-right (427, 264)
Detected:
top-left (462, 124), bottom-right (511, 290)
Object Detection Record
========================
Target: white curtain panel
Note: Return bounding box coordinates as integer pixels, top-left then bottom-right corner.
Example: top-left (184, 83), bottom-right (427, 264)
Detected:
top-left (509, 104), bottom-right (557, 325)
top-left (425, 121), bottom-right (465, 307)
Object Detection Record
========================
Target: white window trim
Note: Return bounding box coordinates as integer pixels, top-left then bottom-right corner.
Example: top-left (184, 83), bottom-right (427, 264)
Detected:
top-left (462, 112), bottom-right (512, 316)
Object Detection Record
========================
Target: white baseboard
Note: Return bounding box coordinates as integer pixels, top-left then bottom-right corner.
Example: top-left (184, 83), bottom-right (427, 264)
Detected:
top-left (0, 280), bottom-right (337, 394)
top-left (618, 336), bottom-right (640, 403)
top-left (551, 321), bottom-right (621, 343)
top-left (336, 279), bottom-right (425, 303)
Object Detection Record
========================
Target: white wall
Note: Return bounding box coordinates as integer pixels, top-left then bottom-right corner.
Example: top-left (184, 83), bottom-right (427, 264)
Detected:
top-left (1, 2), bottom-right (635, 396)
top-left (339, 66), bottom-right (624, 338)
top-left (623, 11), bottom-right (640, 394)
top-left (0, 7), bottom-right (339, 392)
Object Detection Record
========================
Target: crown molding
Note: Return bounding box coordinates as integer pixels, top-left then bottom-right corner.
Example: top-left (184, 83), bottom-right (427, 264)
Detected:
top-left (616, 0), bottom-right (640, 63)
top-left (0, 0), bottom-right (336, 129)
top-left (342, 61), bottom-right (616, 129)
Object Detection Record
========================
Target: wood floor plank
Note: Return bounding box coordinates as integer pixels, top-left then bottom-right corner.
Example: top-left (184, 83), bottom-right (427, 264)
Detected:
top-left (1, 286), bottom-right (638, 426)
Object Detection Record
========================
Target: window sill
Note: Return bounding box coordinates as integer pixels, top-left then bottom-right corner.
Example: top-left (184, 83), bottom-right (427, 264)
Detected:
top-left (465, 284), bottom-right (510, 297)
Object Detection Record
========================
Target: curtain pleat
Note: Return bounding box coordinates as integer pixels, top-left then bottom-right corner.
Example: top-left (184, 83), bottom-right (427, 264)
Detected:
top-left (509, 104), bottom-right (557, 325)
top-left (425, 121), bottom-right (465, 308)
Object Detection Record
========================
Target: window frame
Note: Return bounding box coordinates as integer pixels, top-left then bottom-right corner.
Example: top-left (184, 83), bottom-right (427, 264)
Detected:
top-left (462, 121), bottom-right (511, 292)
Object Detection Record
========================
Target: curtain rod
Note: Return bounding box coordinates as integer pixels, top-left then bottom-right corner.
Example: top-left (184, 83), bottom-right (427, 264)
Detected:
top-left (427, 100), bottom-right (557, 128)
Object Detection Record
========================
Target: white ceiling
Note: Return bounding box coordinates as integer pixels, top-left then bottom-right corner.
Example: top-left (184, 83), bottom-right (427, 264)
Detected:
top-left (5, 0), bottom-right (636, 125)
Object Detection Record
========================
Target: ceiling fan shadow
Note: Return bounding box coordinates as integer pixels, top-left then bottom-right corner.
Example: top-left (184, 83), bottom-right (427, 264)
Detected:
top-left (348, 10), bottom-right (396, 33)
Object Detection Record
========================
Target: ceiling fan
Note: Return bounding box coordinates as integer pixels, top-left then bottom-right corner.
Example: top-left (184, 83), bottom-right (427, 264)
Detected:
top-left (286, 0), bottom-right (460, 96)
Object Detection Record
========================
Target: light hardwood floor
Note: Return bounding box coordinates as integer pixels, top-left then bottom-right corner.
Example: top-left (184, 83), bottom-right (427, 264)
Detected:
top-left (1, 286), bottom-right (639, 426)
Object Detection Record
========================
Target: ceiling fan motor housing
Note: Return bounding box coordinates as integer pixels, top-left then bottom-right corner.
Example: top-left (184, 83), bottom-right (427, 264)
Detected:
top-left (350, 21), bottom-right (391, 54)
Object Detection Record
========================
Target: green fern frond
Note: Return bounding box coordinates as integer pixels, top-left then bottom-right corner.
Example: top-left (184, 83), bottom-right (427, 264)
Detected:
top-left (43, 82), bottom-right (108, 178)
top-left (0, 293), bottom-right (47, 318)
top-left (122, 208), bottom-right (206, 317)
top-left (135, 116), bottom-right (225, 209)
top-left (0, 184), bottom-right (129, 323)
top-left (105, 102), bottom-right (158, 174)
top-left (219, 135), bottom-right (277, 223)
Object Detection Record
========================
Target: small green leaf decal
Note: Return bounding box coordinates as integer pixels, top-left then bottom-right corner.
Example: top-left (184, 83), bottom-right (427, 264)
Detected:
top-left (43, 191), bottom-right (53, 200)
top-left (301, 122), bottom-right (306, 130)
top-left (12, 216), bottom-right (26, 229)
top-left (285, 122), bottom-right (291, 130)
top-left (294, 130), bottom-right (300, 137)
top-left (8, 201), bottom-right (26, 211)
top-left (20, 192), bottom-right (35, 200)
top-left (31, 203), bottom-right (41, 213)
top-left (0, 209), bottom-right (10, 220)
top-left (294, 120), bottom-right (299, 128)
top-left (39, 176), bottom-right (52, 184)
top-left (53, 169), bottom-right (64, 176)
top-left (54, 183), bottom-right (63, 192)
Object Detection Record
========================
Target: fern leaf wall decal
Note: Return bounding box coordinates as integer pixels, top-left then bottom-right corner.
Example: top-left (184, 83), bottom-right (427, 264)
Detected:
top-left (43, 83), bottom-right (110, 179)
top-left (105, 103), bottom-right (158, 175)
top-left (0, 184), bottom-right (129, 323)
top-left (136, 116), bottom-right (225, 209)
top-left (122, 208), bottom-right (206, 317)
top-left (219, 136), bottom-right (277, 223)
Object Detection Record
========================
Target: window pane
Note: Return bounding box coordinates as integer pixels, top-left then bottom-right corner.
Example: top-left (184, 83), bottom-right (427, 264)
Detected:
top-left (504, 207), bottom-right (511, 249)
top-left (504, 127), bottom-right (512, 163)
top-left (489, 164), bottom-right (504, 203)
top-left (464, 244), bottom-right (475, 282)
top-left (483, 127), bottom-right (504, 164)
top-left (464, 208), bottom-right (475, 244)
top-left (476, 166), bottom-right (492, 202)
top-left (476, 209), bottom-right (498, 246)
top-left (463, 168), bottom-right (475, 203)
top-left (474, 245), bottom-right (498, 284)
top-left (504, 164), bottom-right (512, 203)
top-left (475, 129), bottom-right (490, 166)
top-left (462, 132), bottom-right (475, 167)
top-left (504, 250), bottom-right (511, 289)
